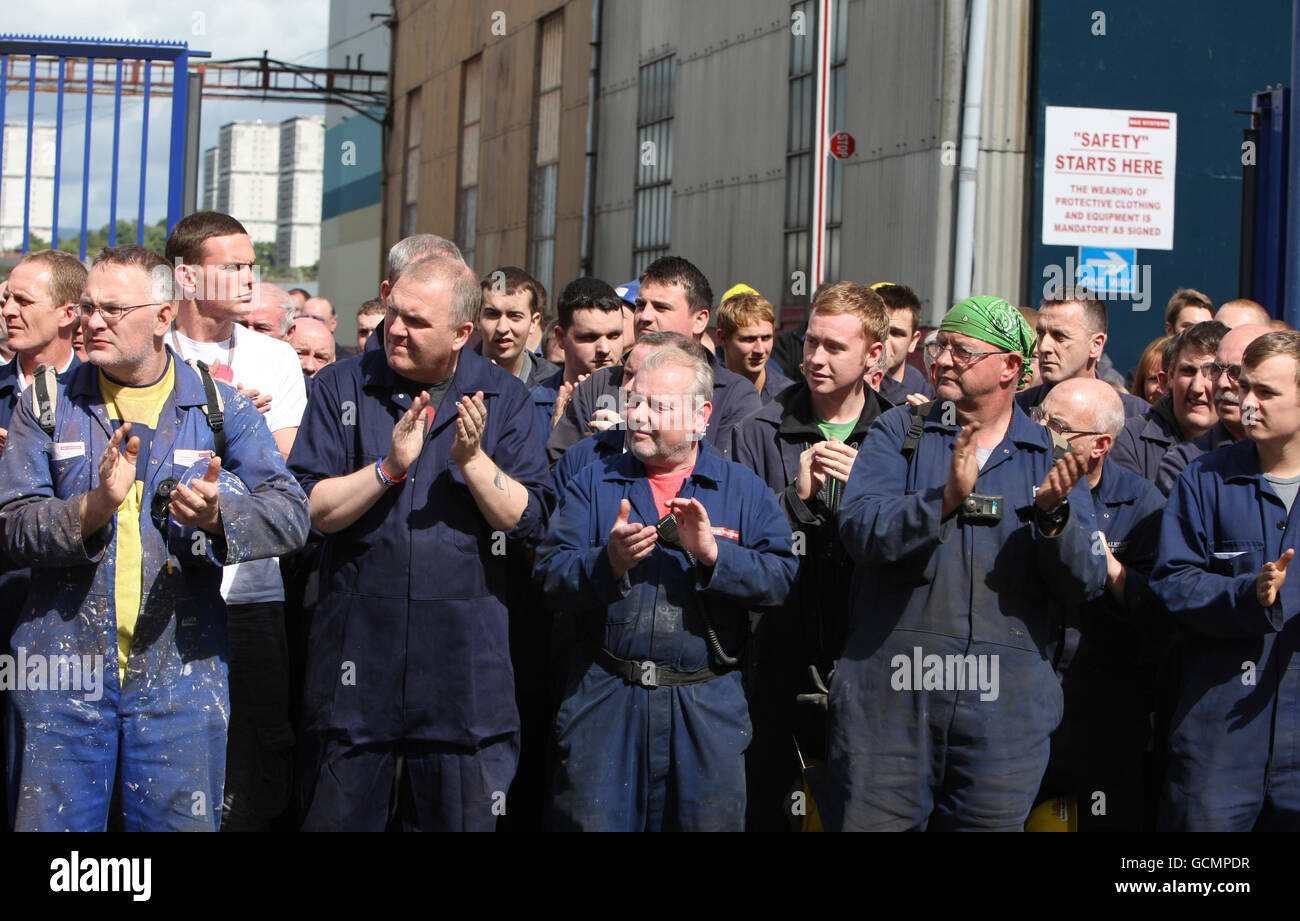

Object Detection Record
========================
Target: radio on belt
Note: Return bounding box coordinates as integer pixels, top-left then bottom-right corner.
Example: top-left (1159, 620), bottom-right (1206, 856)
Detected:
top-left (960, 492), bottom-right (1002, 524)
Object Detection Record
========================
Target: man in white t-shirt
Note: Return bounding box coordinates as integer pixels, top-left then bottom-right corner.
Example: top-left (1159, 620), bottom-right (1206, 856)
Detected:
top-left (167, 211), bottom-right (307, 831)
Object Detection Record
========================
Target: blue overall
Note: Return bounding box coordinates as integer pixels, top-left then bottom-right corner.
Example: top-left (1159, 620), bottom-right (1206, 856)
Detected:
top-left (1150, 440), bottom-right (1300, 830)
top-left (1039, 463), bottom-right (1165, 830)
top-left (533, 443), bottom-right (797, 831)
top-left (288, 346), bottom-right (553, 831)
top-left (0, 352), bottom-right (308, 831)
top-left (825, 402), bottom-right (1106, 831)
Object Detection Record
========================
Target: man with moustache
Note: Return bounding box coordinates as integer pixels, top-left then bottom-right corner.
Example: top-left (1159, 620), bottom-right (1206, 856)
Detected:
top-left (1155, 324), bottom-right (1273, 495)
top-left (534, 345), bottom-right (796, 831)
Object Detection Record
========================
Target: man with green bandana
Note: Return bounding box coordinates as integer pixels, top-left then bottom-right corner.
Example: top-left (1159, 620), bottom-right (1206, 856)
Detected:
top-left (823, 295), bottom-right (1107, 831)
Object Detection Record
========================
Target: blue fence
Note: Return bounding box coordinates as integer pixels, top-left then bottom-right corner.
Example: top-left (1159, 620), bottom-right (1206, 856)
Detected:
top-left (0, 34), bottom-right (208, 259)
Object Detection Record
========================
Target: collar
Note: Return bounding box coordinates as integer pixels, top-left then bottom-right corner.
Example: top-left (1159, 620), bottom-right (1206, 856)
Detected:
top-left (1220, 438), bottom-right (1267, 483)
top-left (919, 398), bottom-right (1051, 451)
top-left (774, 381), bottom-right (889, 440)
top-left (362, 344), bottom-right (502, 399)
top-left (1144, 394), bottom-right (1183, 443)
top-left (68, 347), bottom-right (207, 408)
top-left (599, 439), bottom-right (727, 487)
top-left (1093, 463), bottom-right (1147, 506)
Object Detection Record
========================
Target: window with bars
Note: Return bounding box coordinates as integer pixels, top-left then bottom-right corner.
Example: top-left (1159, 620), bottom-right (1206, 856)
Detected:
top-left (401, 87), bottom-right (422, 239)
top-left (633, 55), bottom-right (675, 276)
top-left (784, 2), bottom-right (813, 312)
top-left (458, 56), bottom-right (482, 269)
top-left (529, 14), bottom-right (563, 298)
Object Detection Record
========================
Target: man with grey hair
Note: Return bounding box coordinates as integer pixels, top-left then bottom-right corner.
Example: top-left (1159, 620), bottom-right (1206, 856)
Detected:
top-left (1031, 378), bottom-right (1165, 830)
top-left (535, 345), bottom-right (796, 831)
top-left (288, 252), bottom-right (553, 831)
top-left (238, 282), bottom-right (295, 341)
top-left (361, 235), bottom-right (468, 356)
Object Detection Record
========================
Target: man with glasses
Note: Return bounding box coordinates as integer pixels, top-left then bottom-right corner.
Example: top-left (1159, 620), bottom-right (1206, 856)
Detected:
top-left (1029, 380), bottom-right (1165, 830)
top-left (1155, 325), bottom-right (1273, 495)
top-left (1151, 331), bottom-right (1300, 830)
top-left (0, 245), bottom-right (308, 830)
top-left (824, 296), bottom-right (1106, 831)
top-left (1111, 321), bottom-right (1227, 483)
top-left (166, 211), bottom-right (309, 831)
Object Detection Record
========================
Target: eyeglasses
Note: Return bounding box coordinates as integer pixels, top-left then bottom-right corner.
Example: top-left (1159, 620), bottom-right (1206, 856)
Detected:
top-left (74, 302), bottom-right (160, 321)
top-left (1200, 361), bottom-right (1242, 383)
top-left (1029, 405), bottom-right (1107, 438)
top-left (924, 339), bottom-right (1009, 363)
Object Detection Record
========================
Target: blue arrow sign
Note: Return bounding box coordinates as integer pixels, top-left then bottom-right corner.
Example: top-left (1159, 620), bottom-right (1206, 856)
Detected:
top-left (1077, 247), bottom-right (1138, 295)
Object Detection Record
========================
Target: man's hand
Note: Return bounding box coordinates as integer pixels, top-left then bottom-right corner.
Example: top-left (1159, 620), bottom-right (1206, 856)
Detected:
top-left (666, 496), bottom-right (719, 566)
top-left (551, 374), bottom-right (589, 430)
top-left (169, 456), bottom-right (223, 534)
top-left (812, 439), bottom-right (858, 485)
top-left (796, 444), bottom-right (828, 501)
top-left (386, 391), bottom-right (430, 478)
top-left (1035, 446), bottom-right (1088, 512)
top-left (451, 391), bottom-right (488, 469)
top-left (237, 385), bottom-right (273, 415)
top-left (1258, 548), bottom-right (1294, 608)
top-left (80, 423), bottom-right (140, 534)
top-left (941, 424), bottom-right (980, 519)
top-left (608, 498), bottom-right (658, 580)
top-left (904, 392), bottom-right (930, 406)
top-left (587, 407), bottom-right (622, 433)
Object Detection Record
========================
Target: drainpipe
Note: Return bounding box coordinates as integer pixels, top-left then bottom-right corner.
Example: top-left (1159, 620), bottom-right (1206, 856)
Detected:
top-left (580, 0), bottom-right (602, 277)
top-left (951, 0), bottom-right (989, 302)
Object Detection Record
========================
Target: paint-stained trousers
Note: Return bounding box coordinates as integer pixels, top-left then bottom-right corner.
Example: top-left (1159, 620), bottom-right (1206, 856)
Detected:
top-left (297, 733), bottom-right (519, 832)
top-left (823, 638), bottom-right (1062, 832)
top-left (6, 675), bottom-right (228, 832)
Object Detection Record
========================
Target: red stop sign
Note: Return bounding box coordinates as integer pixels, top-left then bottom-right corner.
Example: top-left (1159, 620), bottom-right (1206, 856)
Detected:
top-left (830, 131), bottom-right (855, 159)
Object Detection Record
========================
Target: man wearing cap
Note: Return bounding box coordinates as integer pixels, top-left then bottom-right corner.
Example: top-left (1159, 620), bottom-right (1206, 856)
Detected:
top-left (547, 257), bottom-right (762, 464)
top-left (824, 296), bottom-right (1106, 831)
top-left (715, 284), bottom-right (792, 405)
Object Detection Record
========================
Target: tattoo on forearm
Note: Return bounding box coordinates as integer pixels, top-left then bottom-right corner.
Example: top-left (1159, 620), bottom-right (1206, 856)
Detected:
top-left (493, 467), bottom-right (505, 491)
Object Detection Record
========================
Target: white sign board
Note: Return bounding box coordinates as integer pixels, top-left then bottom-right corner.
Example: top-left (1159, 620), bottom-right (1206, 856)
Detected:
top-left (1042, 106), bottom-right (1177, 251)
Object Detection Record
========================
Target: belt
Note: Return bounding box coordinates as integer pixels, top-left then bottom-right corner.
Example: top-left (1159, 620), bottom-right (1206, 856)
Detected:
top-left (594, 646), bottom-right (732, 688)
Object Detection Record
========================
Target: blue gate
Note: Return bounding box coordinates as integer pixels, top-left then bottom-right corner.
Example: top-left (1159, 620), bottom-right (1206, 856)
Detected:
top-left (0, 34), bottom-right (209, 259)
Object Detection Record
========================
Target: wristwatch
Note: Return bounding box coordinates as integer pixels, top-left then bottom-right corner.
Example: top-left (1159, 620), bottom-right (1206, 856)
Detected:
top-left (1036, 498), bottom-right (1069, 531)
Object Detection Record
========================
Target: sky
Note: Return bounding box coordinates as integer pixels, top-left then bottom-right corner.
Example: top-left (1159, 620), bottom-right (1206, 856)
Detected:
top-left (0, 0), bottom-right (331, 241)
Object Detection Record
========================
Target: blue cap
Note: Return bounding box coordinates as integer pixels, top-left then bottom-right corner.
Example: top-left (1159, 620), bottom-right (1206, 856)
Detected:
top-left (614, 280), bottom-right (640, 307)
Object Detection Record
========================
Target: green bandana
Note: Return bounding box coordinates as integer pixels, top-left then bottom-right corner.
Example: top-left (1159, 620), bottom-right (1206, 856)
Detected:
top-left (938, 295), bottom-right (1037, 390)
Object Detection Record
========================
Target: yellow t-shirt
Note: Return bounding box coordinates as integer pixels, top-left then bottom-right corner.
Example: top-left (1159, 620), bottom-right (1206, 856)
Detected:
top-left (99, 361), bottom-right (175, 678)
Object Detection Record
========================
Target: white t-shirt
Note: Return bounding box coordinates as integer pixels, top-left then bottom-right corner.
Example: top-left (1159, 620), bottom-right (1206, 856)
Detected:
top-left (170, 324), bottom-right (307, 605)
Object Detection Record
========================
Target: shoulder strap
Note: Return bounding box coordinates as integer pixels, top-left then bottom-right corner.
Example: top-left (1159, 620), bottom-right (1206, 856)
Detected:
top-left (30, 364), bottom-right (59, 438)
top-left (900, 401), bottom-right (933, 465)
top-left (184, 359), bottom-right (228, 459)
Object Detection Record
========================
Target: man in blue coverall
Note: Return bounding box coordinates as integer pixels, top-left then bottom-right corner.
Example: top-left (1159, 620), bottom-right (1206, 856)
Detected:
top-left (534, 345), bottom-right (797, 831)
top-left (1030, 378), bottom-right (1166, 830)
top-left (289, 252), bottom-right (553, 832)
top-left (1151, 330), bottom-right (1300, 831)
top-left (0, 245), bottom-right (308, 831)
top-left (825, 296), bottom-right (1107, 831)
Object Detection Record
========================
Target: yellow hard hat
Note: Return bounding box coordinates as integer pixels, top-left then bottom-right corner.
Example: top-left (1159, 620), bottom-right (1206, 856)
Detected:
top-left (722, 283), bottom-right (761, 303)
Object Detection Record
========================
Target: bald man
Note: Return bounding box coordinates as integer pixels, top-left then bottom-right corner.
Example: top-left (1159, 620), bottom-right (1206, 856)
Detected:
top-left (289, 317), bottom-right (336, 379)
top-left (1033, 378), bottom-right (1166, 830)
top-left (1216, 299), bottom-right (1271, 329)
top-left (240, 282), bottom-right (295, 341)
top-left (1155, 324), bottom-right (1272, 495)
top-left (301, 295), bottom-right (356, 359)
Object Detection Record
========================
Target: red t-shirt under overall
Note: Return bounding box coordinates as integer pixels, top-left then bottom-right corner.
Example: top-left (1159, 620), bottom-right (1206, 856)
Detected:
top-left (647, 465), bottom-right (695, 519)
